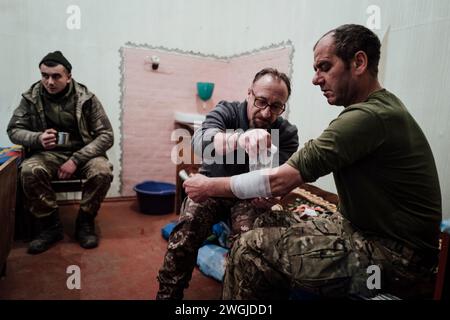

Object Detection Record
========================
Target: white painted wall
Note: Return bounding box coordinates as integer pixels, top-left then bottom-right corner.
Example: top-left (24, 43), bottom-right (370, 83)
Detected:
top-left (1, 0), bottom-right (449, 218)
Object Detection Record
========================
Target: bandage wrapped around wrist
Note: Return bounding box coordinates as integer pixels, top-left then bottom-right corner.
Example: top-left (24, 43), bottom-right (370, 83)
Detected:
top-left (230, 169), bottom-right (272, 199)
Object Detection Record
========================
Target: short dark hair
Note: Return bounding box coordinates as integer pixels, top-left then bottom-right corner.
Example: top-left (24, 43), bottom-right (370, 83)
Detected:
top-left (252, 68), bottom-right (291, 98)
top-left (316, 24), bottom-right (381, 77)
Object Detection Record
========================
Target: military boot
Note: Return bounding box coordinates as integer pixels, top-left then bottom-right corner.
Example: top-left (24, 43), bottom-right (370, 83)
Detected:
top-left (28, 211), bottom-right (64, 254)
top-left (155, 280), bottom-right (185, 300)
top-left (75, 211), bottom-right (98, 249)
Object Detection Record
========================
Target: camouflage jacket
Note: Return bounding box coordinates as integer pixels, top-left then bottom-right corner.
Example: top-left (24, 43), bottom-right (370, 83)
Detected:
top-left (7, 80), bottom-right (114, 166)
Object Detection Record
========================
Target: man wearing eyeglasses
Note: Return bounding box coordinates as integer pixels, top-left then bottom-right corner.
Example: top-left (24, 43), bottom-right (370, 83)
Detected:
top-left (156, 68), bottom-right (299, 300)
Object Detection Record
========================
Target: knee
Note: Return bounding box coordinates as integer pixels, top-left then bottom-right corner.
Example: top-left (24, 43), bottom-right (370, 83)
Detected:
top-left (182, 197), bottom-right (217, 218)
top-left (89, 171), bottom-right (113, 186)
top-left (84, 158), bottom-right (113, 184)
top-left (21, 162), bottom-right (50, 181)
top-left (233, 231), bottom-right (254, 252)
top-left (20, 163), bottom-right (52, 195)
top-left (231, 228), bottom-right (270, 257)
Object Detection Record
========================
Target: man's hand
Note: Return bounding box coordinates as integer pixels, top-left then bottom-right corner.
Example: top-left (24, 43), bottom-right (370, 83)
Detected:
top-left (238, 129), bottom-right (271, 159)
top-left (251, 197), bottom-right (280, 209)
top-left (58, 159), bottom-right (77, 180)
top-left (183, 174), bottom-right (211, 203)
top-left (40, 128), bottom-right (57, 149)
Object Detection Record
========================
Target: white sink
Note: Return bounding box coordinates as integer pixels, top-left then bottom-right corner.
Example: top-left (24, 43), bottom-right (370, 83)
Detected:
top-left (174, 111), bottom-right (206, 124)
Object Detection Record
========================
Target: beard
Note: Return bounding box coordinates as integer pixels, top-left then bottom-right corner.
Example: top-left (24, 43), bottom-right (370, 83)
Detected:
top-left (250, 117), bottom-right (271, 129)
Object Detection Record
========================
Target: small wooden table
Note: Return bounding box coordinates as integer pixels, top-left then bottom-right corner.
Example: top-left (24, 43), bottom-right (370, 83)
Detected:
top-left (0, 156), bottom-right (18, 276)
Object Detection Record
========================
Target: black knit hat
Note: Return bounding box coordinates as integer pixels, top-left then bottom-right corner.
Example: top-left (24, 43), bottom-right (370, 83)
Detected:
top-left (39, 51), bottom-right (72, 72)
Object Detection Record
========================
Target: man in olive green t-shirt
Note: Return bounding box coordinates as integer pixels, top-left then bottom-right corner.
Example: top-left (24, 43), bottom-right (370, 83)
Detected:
top-left (183, 25), bottom-right (442, 299)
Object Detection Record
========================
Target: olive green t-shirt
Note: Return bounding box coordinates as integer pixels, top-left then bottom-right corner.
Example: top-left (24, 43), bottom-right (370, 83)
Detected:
top-left (287, 89), bottom-right (442, 253)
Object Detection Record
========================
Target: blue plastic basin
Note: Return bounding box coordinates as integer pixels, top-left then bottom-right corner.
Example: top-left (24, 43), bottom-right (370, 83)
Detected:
top-left (134, 181), bottom-right (176, 215)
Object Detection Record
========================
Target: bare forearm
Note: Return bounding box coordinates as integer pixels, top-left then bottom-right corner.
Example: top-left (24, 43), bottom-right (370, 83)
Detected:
top-left (269, 164), bottom-right (304, 196)
top-left (207, 177), bottom-right (234, 197)
top-left (183, 174), bottom-right (233, 202)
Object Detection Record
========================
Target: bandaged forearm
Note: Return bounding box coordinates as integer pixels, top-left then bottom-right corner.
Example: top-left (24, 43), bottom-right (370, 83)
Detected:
top-left (230, 169), bottom-right (272, 199)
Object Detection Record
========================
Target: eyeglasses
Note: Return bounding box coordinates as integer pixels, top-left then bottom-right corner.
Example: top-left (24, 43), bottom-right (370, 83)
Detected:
top-left (251, 90), bottom-right (286, 115)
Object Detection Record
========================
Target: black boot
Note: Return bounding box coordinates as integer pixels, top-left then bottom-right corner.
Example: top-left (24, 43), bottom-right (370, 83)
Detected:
top-left (75, 211), bottom-right (98, 249)
top-left (156, 282), bottom-right (185, 300)
top-left (28, 212), bottom-right (64, 254)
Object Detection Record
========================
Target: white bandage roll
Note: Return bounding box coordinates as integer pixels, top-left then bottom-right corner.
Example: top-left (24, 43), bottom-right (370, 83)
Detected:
top-left (230, 169), bottom-right (272, 199)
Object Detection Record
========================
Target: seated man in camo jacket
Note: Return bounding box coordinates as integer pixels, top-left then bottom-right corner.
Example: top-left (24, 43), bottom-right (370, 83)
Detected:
top-left (7, 51), bottom-right (114, 254)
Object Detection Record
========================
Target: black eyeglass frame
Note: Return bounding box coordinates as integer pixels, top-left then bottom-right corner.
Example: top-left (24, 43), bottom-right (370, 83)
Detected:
top-left (250, 89), bottom-right (286, 115)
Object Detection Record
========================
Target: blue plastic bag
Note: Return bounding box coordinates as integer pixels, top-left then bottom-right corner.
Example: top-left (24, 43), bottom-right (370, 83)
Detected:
top-left (211, 221), bottom-right (231, 248)
top-left (197, 244), bottom-right (229, 282)
top-left (161, 221), bottom-right (177, 240)
top-left (441, 219), bottom-right (450, 234)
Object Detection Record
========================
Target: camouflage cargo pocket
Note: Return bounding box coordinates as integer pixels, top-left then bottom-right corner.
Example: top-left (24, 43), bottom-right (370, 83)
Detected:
top-left (311, 218), bottom-right (342, 236)
top-left (282, 223), bottom-right (355, 295)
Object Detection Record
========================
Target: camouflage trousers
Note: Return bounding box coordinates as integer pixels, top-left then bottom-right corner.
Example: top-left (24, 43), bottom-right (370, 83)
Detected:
top-left (20, 151), bottom-right (113, 218)
top-left (223, 211), bottom-right (437, 299)
top-left (156, 197), bottom-right (271, 300)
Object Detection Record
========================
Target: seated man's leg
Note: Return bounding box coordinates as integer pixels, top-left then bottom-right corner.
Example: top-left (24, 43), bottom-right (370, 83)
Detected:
top-left (253, 209), bottom-right (301, 229)
top-left (77, 156), bottom-right (113, 249)
top-left (223, 226), bottom-right (292, 299)
top-left (228, 200), bottom-right (275, 245)
top-left (21, 152), bottom-right (65, 254)
top-left (223, 213), bottom-right (373, 299)
top-left (156, 197), bottom-right (230, 300)
top-left (229, 202), bottom-right (300, 246)
top-left (229, 200), bottom-right (261, 239)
